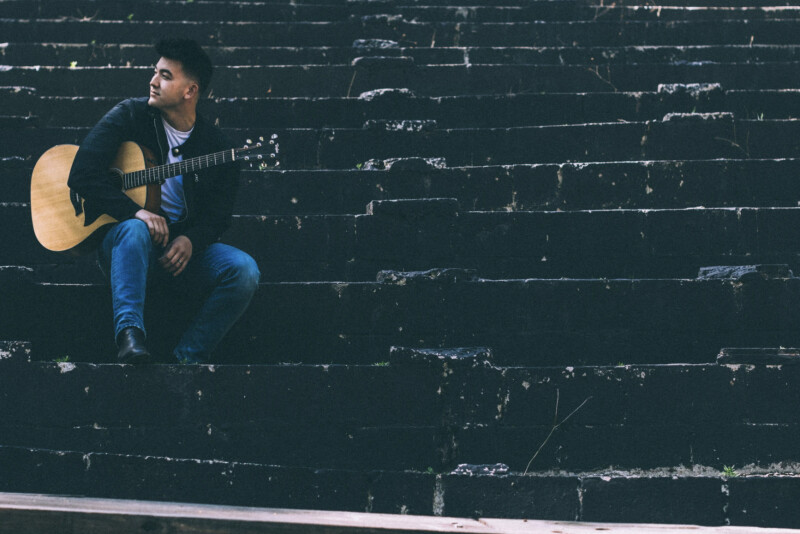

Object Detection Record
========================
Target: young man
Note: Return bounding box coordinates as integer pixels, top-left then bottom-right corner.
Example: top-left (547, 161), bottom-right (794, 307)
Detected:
top-left (68, 38), bottom-right (259, 364)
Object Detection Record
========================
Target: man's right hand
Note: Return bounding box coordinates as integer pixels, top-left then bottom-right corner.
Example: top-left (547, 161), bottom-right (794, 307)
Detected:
top-left (135, 209), bottom-right (169, 247)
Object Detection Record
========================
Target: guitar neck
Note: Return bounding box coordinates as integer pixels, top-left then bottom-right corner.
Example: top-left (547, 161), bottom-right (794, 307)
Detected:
top-left (122, 148), bottom-right (237, 190)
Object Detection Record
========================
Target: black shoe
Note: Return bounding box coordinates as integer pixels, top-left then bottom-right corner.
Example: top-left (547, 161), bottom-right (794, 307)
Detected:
top-left (116, 327), bottom-right (151, 364)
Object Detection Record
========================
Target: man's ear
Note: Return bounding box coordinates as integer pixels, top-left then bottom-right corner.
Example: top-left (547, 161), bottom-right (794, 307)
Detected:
top-left (185, 81), bottom-right (199, 100)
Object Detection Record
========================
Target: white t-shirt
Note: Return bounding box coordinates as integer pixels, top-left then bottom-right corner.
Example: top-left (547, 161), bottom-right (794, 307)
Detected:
top-left (160, 118), bottom-right (193, 223)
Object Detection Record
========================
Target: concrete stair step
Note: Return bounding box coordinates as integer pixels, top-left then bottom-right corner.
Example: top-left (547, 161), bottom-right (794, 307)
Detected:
top-left (610, 0), bottom-right (797, 6)
top-left (3, 271), bottom-right (800, 365)
top-left (2, 347), bottom-right (800, 473)
top-left (2, 443), bottom-right (800, 526)
top-left (6, 43), bottom-right (800, 67)
top-left (8, 150), bottom-right (800, 210)
top-left (3, 18), bottom-right (800, 48)
top-left (3, 1), bottom-right (799, 22)
top-left (0, 1), bottom-right (352, 22)
top-left (7, 203), bottom-right (800, 280)
top-left (3, 63), bottom-right (800, 97)
top-left (4, 120), bottom-right (799, 168)
top-left (8, 88), bottom-right (799, 129)
top-left (7, 157), bottom-right (800, 213)
top-left (230, 159), bottom-right (800, 215)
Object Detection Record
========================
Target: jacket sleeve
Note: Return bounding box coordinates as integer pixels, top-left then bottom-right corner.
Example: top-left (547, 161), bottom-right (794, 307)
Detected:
top-left (67, 99), bottom-right (143, 223)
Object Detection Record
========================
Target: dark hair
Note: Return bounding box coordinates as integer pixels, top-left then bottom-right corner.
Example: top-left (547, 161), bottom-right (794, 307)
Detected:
top-left (155, 38), bottom-right (213, 96)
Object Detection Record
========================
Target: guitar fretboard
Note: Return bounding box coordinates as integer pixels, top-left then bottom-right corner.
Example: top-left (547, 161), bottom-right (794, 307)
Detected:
top-left (122, 148), bottom-right (236, 190)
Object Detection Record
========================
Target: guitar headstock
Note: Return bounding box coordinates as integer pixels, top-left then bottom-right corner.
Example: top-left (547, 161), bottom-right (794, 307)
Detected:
top-left (237, 134), bottom-right (280, 170)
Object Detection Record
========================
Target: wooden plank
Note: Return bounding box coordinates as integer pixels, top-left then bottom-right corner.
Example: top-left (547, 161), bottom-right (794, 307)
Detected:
top-left (1, 493), bottom-right (799, 534)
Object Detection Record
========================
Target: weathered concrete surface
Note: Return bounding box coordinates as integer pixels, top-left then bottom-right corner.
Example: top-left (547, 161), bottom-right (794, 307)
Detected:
top-left (9, 158), bottom-right (800, 213)
top-left (4, 18), bottom-right (800, 48)
top-left (4, 0), bottom-right (800, 528)
top-left (4, 63), bottom-right (800, 97)
top-left (5, 43), bottom-right (800, 68)
top-left (10, 204), bottom-right (800, 282)
top-left (5, 120), bottom-right (800, 169)
top-left (12, 89), bottom-right (800, 129)
top-left (3, 445), bottom-right (800, 527)
top-left (3, 1), bottom-right (800, 23)
top-left (718, 347), bottom-right (800, 365)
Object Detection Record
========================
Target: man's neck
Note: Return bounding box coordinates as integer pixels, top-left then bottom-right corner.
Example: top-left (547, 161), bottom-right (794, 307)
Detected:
top-left (160, 108), bottom-right (196, 132)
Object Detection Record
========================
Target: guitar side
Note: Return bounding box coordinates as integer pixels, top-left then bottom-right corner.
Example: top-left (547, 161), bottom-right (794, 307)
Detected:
top-left (30, 142), bottom-right (157, 255)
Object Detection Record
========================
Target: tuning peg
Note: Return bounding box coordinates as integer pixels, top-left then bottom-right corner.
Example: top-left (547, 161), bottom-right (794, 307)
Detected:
top-left (256, 142), bottom-right (262, 148)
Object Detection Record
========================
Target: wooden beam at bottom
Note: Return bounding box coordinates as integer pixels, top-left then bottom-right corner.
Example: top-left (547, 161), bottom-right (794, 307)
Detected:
top-left (0, 492), bottom-right (797, 534)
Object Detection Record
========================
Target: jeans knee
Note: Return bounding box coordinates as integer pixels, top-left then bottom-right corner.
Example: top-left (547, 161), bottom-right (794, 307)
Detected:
top-left (235, 254), bottom-right (260, 295)
top-left (114, 219), bottom-right (151, 251)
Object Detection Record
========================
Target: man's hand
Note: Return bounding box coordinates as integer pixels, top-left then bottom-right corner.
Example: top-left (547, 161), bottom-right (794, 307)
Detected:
top-left (159, 235), bottom-right (193, 277)
top-left (135, 209), bottom-right (169, 247)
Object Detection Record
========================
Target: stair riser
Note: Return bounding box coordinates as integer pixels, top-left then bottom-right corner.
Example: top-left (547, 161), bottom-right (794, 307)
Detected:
top-left (2, 361), bottom-right (799, 471)
top-left (3, 2), bottom-right (799, 23)
top-left (3, 445), bottom-right (799, 527)
top-left (7, 205), bottom-right (800, 281)
top-left (6, 43), bottom-right (800, 67)
top-left (5, 121), bottom-right (800, 168)
top-left (4, 63), bottom-right (800, 97)
top-left (4, 19), bottom-right (800, 47)
top-left (4, 278), bottom-right (800, 365)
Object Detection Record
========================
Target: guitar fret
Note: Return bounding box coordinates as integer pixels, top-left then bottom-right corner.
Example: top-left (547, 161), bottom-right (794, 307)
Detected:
top-left (120, 144), bottom-right (259, 192)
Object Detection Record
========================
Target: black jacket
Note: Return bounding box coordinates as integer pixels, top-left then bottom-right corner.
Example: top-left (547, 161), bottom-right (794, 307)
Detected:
top-left (67, 97), bottom-right (240, 252)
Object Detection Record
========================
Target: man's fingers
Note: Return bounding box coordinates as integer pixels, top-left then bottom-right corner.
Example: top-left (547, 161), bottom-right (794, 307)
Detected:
top-left (135, 210), bottom-right (170, 247)
top-left (158, 240), bottom-right (188, 276)
top-left (173, 260), bottom-right (187, 276)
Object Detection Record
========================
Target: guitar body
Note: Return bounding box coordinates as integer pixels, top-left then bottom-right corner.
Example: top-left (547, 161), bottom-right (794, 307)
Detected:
top-left (30, 142), bottom-right (160, 255)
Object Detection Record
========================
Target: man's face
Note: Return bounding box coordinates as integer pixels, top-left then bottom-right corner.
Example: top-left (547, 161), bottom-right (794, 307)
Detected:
top-left (148, 57), bottom-right (196, 110)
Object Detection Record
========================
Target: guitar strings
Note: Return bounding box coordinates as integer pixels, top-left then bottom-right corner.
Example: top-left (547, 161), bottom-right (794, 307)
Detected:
top-left (122, 149), bottom-right (236, 190)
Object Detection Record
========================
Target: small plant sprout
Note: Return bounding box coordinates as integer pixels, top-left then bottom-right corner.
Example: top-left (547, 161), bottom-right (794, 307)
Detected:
top-left (722, 465), bottom-right (739, 478)
top-left (69, 61), bottom-right (78, 69)
top-left (524, 389), bottom-right (592, 475)
top-left (426, 467), bottom-right (434, 474)
top-left (54, 355), bottom-right (70, 363)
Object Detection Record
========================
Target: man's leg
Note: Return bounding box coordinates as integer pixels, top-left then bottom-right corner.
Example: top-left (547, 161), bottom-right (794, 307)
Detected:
top-left (98, 219), bottom-right (154, 361)
top-left (173, 243), bottom-right (260, 363)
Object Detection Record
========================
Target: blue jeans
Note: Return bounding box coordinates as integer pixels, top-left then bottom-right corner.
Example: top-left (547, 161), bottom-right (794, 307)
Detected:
top-left (98, 219), bottom-right (260, 363)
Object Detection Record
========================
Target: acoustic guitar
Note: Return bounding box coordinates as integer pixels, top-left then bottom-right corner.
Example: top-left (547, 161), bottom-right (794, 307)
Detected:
top-left (30, 136), bottom-right (278, 255)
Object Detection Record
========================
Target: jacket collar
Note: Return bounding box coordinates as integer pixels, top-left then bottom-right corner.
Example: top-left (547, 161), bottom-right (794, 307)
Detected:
top-left (149, 104), bottom-right (206, 160)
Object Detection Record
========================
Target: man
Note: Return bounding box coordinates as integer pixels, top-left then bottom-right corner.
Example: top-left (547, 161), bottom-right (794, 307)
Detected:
top-left (68, 38), bottom-right (259, 364)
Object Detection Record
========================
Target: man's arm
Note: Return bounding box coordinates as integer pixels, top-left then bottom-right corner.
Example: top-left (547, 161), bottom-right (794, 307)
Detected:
top-left (67, 99), bottom-right (145, 224)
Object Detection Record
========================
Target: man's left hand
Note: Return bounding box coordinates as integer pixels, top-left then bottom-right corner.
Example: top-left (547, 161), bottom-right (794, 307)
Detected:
top-left (160, 235), bottom-right (193, 277)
